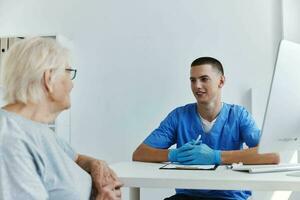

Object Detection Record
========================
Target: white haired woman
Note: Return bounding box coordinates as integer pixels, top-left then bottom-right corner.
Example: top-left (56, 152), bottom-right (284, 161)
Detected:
top-left (0, 37), bottom-right (122, 200)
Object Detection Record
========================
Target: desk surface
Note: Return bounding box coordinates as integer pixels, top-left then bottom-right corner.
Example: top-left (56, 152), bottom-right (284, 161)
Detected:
top-left (110, 161), bottom-right (300, 191)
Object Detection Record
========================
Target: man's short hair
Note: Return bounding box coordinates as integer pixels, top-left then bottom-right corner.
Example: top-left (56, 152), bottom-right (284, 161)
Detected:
top-left (191, 57), bottom-right (224, 75)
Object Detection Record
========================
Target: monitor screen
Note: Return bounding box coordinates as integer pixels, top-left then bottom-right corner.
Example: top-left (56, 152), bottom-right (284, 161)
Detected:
top-left (259, 40), bottom-right (300, 154)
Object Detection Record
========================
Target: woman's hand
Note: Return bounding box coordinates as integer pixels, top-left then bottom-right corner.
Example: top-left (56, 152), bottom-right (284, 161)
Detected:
top-left (95, 179), bottom-right (122, 200)
top-left (90, 160), bottom-right (112, 187)
top-left (75, 155), bottom-right (123, 200)
top-left (90, 160), bottom-right (123, 200)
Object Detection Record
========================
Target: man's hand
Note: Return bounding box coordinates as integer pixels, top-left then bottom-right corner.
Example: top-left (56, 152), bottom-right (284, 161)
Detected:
top-left (177, 143), bottom-right (221, 165)
top-left (168, 142), bottom-right (194, 162)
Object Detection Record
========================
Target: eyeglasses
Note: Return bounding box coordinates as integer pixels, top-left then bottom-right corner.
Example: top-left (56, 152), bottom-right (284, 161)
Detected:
top-left (65, 68), bottom-right (77, 80)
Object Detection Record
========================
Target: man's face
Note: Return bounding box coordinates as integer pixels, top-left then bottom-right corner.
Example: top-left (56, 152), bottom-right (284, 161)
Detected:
top-left (190, 64), bottom-right (225, 104)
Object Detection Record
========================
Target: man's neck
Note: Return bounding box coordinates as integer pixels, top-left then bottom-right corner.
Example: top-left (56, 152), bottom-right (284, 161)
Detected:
top-left (197, 101), bottom-right (222, 122)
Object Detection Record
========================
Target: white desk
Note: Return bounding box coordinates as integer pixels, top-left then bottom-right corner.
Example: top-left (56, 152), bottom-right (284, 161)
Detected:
top-left (110, 161), bottom-right (300, 200)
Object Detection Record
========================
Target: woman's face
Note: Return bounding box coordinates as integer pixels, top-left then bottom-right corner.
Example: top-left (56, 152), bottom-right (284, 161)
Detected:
top-left (50, 67), bottom-right (74, 111)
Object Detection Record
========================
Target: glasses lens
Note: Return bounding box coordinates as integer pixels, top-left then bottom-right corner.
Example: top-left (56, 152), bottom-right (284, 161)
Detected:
top-left (70, 71), bottom-right (75, 80)
top-left (65, 69), bottom-right (77, 80)
top-left (73, 69), bottom-right (77, 80)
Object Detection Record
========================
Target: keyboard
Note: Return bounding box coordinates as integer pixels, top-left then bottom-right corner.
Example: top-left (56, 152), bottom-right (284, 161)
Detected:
top-left (230, 163), bottom-right (300, 173)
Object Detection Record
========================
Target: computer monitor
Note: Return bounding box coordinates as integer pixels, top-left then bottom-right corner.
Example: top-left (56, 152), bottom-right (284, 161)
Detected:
top-left (259, 40), bottom-right (300, 154)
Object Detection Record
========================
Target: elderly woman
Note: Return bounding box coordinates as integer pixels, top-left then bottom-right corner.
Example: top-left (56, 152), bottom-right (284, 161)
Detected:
top-left (0, 37), bottom-right (122, 200)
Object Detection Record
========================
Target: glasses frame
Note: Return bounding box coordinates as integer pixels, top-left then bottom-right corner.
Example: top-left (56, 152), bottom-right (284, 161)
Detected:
top-left (65, 68), bottom-right (77, 80)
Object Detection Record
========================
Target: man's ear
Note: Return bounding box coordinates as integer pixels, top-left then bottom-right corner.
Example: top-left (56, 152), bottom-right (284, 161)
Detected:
top-left (43, 69), bottom-right (53, 93)
top-left (218, 75), bottom-right (225, 88)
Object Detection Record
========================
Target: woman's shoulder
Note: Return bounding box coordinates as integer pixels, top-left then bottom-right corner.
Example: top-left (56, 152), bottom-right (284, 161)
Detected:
top-left (0, 109), bottom-right (26, 139)
top-left (0, 109), bottom-right (51, 157)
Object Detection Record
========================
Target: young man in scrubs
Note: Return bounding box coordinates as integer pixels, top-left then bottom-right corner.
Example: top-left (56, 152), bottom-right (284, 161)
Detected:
top-left (132, 57), bottom-right (280, 200)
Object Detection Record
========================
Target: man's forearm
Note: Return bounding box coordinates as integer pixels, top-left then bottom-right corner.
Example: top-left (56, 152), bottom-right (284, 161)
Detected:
top-left (133, 144), bottom-right (280, 165)
top-left (132, 143), bottom-right (169, 162)
top-left (221, 147), bottom-right (280, 164)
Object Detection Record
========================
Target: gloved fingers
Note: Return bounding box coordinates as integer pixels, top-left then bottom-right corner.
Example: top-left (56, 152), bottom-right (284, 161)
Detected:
top-left (187, 139), bottom-right (203, 145)
top-left (177, 154), bottom-right (195, 163)
top-left (186, 140), bottom-right (196, 145)
top-left (177, 149), bottom-right (195, 158)
top-left (199, 143), bottom-right (210, 149)
top-left (182, 142), bottom-right (195, 148)
top-left (177, 144), bottom-right (194, 153)
top-left (198, 144), bottom-right (214, 154)
top-left (193, 140), bottom-right (202, 145)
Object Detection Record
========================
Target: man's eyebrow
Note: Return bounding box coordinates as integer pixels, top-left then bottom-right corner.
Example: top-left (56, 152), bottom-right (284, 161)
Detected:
top-left (190, 75), bottom-right (210, 79)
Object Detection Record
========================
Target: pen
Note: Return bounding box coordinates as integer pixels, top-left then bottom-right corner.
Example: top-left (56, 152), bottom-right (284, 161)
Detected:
top-left (194, 134), bottom-right (202, 144)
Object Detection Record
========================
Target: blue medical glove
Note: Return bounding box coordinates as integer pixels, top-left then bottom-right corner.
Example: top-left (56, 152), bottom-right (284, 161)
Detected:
top-left (189, 139), bottom-right (202, 145)
top-left (168, 143), bottom-right (194, 162)
top-left (177, 143), bottom-right (221, 165)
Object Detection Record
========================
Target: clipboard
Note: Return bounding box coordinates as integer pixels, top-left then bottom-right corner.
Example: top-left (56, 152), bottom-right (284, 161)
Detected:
top-left (159, 163), bottom-right (218, 170)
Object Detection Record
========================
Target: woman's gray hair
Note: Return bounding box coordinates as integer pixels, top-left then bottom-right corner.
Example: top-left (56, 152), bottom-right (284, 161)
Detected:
top-left (1, 37), bottom-right (70, 104)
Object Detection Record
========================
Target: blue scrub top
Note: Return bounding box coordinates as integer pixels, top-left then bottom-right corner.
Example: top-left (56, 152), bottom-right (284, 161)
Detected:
top-left (144, 103), bottom-right (260, 200)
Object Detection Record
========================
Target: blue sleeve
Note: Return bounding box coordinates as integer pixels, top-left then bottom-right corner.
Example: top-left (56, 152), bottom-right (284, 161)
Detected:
top-left (239, 107), bottom-right (260, 147)
top-left (55, 136), bottom-right (77, 160)
top-left (143, 109), bottom-right (178, 149)
top-left (0, 138), bottom-right (49, 200)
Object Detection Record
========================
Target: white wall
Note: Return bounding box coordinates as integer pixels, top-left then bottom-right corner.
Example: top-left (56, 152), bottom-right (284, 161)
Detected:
top-left (282, 0), bottom-right (300, 43)
top-left (0, 0), bottom-right (282, 199)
